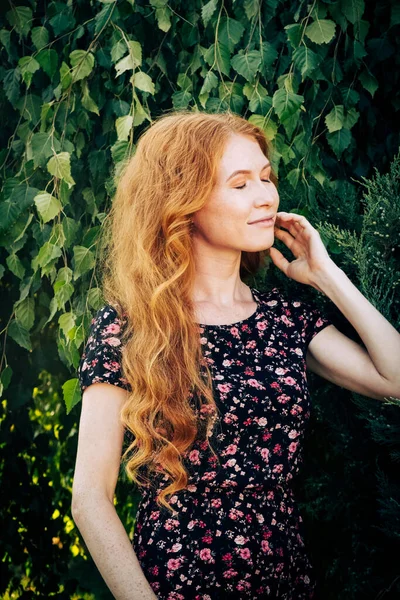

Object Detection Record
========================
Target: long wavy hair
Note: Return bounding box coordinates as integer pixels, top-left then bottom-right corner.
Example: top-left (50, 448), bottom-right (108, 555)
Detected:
top-left (99, 109), bottom-right (278, 514)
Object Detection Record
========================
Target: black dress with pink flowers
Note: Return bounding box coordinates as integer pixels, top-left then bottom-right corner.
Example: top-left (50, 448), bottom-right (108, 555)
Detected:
top-left (77, 286), bottom-right (333, 600)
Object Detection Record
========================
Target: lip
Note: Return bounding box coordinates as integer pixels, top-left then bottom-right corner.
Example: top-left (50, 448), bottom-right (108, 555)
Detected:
top-left (249, 216), bottom-right (275, 225)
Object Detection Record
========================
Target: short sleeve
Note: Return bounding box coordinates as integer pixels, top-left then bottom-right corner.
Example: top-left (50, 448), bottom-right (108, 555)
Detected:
top-left (289, 295), bottom-right (333, 350)
top-left (77, 304), bottom-right (132, 394)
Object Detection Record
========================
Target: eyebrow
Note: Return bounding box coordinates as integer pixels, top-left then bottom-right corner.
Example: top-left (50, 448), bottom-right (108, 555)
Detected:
top-left (226, 162), bottom-right (271, 182)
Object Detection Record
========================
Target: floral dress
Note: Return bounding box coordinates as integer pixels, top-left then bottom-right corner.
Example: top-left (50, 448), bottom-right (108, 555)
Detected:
top-left (77, 286), bottom-right (333, 599)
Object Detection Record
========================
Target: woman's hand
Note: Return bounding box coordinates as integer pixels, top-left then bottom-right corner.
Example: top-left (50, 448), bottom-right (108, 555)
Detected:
top-left (269, 211), bottom-right (336, 291)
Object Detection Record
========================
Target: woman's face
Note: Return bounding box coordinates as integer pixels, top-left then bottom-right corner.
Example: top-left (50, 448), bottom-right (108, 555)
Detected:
top-left (191, 133), bottom-right (280, 253)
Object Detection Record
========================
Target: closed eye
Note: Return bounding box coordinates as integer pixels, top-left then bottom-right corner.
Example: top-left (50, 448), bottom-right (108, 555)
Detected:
top-left (235, 179), bottom-right (271, 189)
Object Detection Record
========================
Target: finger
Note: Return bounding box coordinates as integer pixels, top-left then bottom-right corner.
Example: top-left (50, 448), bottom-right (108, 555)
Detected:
top-left (274, 226), bottom-right (298, 252)
top-left (269, 246), bottom-right (290, 276)
top-left (276, 212), bottom-right (309, 235)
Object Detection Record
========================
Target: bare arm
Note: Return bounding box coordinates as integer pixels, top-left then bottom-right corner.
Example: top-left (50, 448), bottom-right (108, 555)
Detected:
top-left (71, 383), bottom-right (157, 600)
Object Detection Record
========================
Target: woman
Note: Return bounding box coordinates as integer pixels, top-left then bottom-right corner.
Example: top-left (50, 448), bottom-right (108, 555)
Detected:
top-left (71, 110), bottom-right (400, 600)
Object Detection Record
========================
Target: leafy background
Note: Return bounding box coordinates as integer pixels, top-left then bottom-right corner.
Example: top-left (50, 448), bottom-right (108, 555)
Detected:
top-left (1, 0), bottom-right (400, 598)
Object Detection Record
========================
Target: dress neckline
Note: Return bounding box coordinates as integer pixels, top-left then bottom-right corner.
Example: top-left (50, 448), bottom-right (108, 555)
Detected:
top-left (196, 287), bottom-right (260, 329)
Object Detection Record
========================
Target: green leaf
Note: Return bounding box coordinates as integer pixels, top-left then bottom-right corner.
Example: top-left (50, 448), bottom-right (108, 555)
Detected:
top-left (73, 246), bottom-right (95, 280)
top-left (325, 105), bottom-right (344, 133)
top-left (154, 7), bottom-right (172, 32)
top-left (18, 56), bottom-right (40, 77)
top-left (292, 45), bottom-right (321, 80)
top-left (343, 107), bottom-right (360, 130)
top-left (284, 23), bottom-right (303, 49)
top-left (31, 132), bottom-right (61, 168)
top-left (60, 61), bottom-right (72, 90)
top-left (305, 19), bottom-right (336, 44)
top-left (200, 71), bottom-right (218, 95)
top-left (248, 114), bottom-right (278, 141)
top-left (15, 297), bottom-right (35, 331)
top-left (70, 50), bottom-right (95, 82)
top-left (203, 43), bottom-right (231, 77)
top-left (326, 128), bottom-right (352, 158)
top-left (272, 88), bottom-right (304, 121)
top-left (87, 287), bottom-right (104, 310)
top-left (202, 0), bottom-right (218, 27)
top-left (218, 17), bottom-right (245, 53)
top-left (36, 49), bottom-right (58, 78)
top-left (8, 320), bottom-right (32, 351)
top-left (59, 311), bottom-right (75, 337)
top-left (115, 41), bottom-right (142, 77)
top-left (31, 26), bottom-right (49, 50)
top-left (81, 82), bottom-right (100, 115)
top-left (231, 50), bottom-right (262, 81)
top-left (36, 242), bottom-right (62, 269)
top-left (133, 71), bottom-right (155, 94)
top-left (111, 140), bottom-right (130, 163)
top-left (116, 115), bottom-right (133, 141)
top-left (6, 6), bottom-right (33, 38)
top-left (34, 191), bottom-right (62, 223)
top-left (47, 152), bottom-right (75, 188)
top-left (63, 378), bottom-right (81, 414)
top-left (6, 253), bottom-right (25, 279)
top-left (341, 0), bottom-right (365, 24)
top-left (359, 70), bottom-right (378, 97)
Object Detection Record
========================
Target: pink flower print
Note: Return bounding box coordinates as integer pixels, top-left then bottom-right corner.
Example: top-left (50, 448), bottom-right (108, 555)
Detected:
top-left (222, 552), bottom-right (233, 563)
top-left (273, 444), bottom-right (282, 454)
top-left (273, 464), bottom-right (283, 473)
top-left (281, 314), bottom-right (295, 327)
top-left (234, 535), bottom-right (248, 545)
top-left (223, 568), bottom-right (239, 579)
top-left (223, 413), bottom-right (238, 424)
top-left (201, 471), bottom-right (216, 481)
top-left (202, 532), bottom-right (213, 544)
top-left (217, 383), bottom-right (231, 393)
top-left (288, 429), bottom-right (299, 439)
top-left (294, 346), bottom-right (303, 356)
top-left (277, 393), bottom-right (291, 404)
top-left (188, 450), bottom-right (201, 465)
top-left (224, 443), bottom-right (237, 455)
top-left (244, 366), bottom-right (255, 376)
top-left (200, 336), bottom-right (208, 345)
top-left (170, 543), bottom-right (182, 553)
top-left (315, 317), bottom-right (325, 327)
top-left (167, 593), bottom-right (185, 600)
top-left (257, 417), bottom-right (268, 427)
top-left (150, 510), bottom-right (160, 521)
top-left (164, 519), bottom-right (180, 531)
top-left (239, 548), bottom-right (251, 560)
top-left (283, 376), bottom-right (296, 386)
top-left (266, 299), bottom-right (278, 306)
top-left (225, 458), bottom-right (236, 467)
top-left (167, 558), bottom-right (182, 570)
top-left (104, 323), bottom-right (121, 334)
top-left (230, 326), bottom-right (240, 337)
top-left (229, 508), bottom-right (244, 521)
top-left (260, 448), bottom-right (270, 462)
top-left (293, 301), bottom-right (301, 307)
top-left (199, 548), bottom-right (214, 563)
top-left (222, 359), bottom-right (234, 367)
top-left (262, 431), bottom-right (272, 441)
top-left (256, 320), bottom-right (268, 331)
top-left (104, 336), bottom-right (121, 347)
top-left (187, 519), bottom-right (197, 530)
top-left (247, 378), bottom-right (265, 390)
top-left (289, 441), bottom-right (298, 453)
top-left (270, 381), bottom-right (281, 390)
top-left (264, 347), bottom-right (277, 356)
top-left (103, 361), bottom-right (120, 373)
top-left (261, 540), bottom-right (274, 555)
top-left (211, 498), bottom-right (222, 509)
top-left (275, 367), bottom-right (289, 375)
top-left (290, 404), bottom-right (303, 416)
top-left (237, 580), bottom-right (251, 591)
top-left (246, 339), bottom-right (257, 349)
top-left (186, 484), bottom-right (197, 493)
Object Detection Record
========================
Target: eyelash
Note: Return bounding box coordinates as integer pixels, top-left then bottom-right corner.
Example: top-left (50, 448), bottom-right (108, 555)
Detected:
top-left (235, 179), bottom-right (271, 189)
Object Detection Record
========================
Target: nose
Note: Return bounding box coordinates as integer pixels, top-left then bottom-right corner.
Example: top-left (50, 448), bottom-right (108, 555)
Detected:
top-left (253, 185), bottom-right (277, 207)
